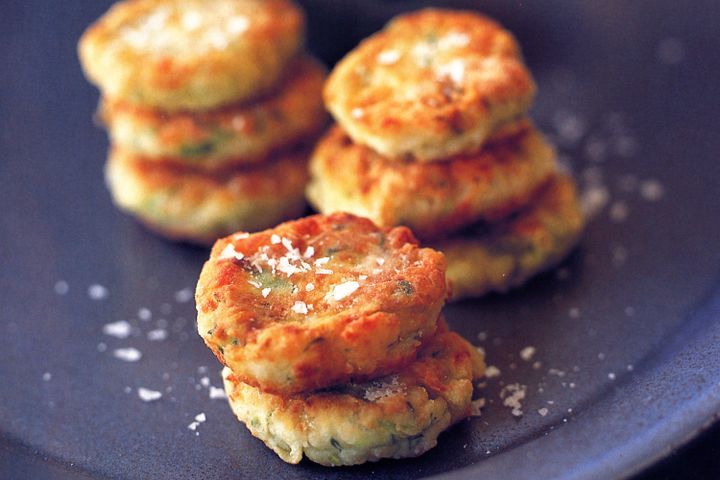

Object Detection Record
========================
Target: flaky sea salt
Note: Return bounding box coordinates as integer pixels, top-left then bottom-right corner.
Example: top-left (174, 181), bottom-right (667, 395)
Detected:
top-left (174, 288), bottom-right (193, 303)
top-left (500, 383), bottom-right (527, 417)
top-left (138, 387), bottom-right (162, 402)
top-left (147, 329), bottom-right (168, 341)
top-left (519, 346), bottom-right (536, 361)
top-left (330, 281), bottom-right (359, 301)
top-left (209, 386), bottom-right (227, 399)
top-left (113, 347), bottom-right (142, 362)
top-left (88, 284), bottom-right (108, 300)
top-left (485, 366), bottom-right (501, 378)
top-left (291, 301), bottom-right (308, 314)
top-left (103, 320), bottom-right (132, 339)
top-left (54, 281), bottom-right (69, 295)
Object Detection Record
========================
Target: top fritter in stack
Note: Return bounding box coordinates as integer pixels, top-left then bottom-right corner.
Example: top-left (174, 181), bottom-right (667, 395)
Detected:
top-left (79, 0), bottom-right (326, 245)
top-left (308, 9), bottom-right (585, 300)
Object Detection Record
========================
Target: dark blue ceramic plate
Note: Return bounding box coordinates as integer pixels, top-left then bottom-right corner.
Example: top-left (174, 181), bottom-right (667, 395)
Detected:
top-left (1, 1), bottom-right (718, 478)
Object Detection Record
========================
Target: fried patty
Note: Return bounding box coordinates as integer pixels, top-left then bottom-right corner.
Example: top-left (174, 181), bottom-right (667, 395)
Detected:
top-left (195, 213), bottom-right (448, 394)
top-left (435, 174), bottom-right (585, 301)
top-left (99, 57), bottom-right (327, 169)
top-left (307, 123), bottom-right (557, 240)
top-left (105, 147), bottom-right (309, 245)
top-left (79, 0), bottom-right (304, 111)
top-left (324, 8), bottom-right (535, 162)
top-left (222, 320), bottom-right (485, 466)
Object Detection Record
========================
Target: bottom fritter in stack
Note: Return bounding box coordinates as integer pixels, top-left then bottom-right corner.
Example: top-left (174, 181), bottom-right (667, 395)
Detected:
top-left (195, 213), bottom-right (485, 465)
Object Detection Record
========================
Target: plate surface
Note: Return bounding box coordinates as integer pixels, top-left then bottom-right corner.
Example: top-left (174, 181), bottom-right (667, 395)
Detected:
top-left (1, 1), bottom-right (719, 479)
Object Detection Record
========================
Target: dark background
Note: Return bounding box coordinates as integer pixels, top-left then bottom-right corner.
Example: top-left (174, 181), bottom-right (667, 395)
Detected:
top-left (1, 1), bottom-right (719, 479)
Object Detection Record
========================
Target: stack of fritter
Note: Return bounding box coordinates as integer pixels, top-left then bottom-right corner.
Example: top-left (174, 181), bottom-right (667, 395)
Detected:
top-left (195, 213), bottom-right (485, 465)
top-left (79, 0), bottom-right (326, 244)
top-left (308, 9), bottom-right (585, 300)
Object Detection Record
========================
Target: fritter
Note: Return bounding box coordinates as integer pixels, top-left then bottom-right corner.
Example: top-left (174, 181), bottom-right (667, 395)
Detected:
top-left (435, 174), bottom-right (585, 301)
top-left (222, 320), bottom-right (485, 466)
top-left (195, 213), bottom-right (448, 394)
top-left (324, 8), bottom-right (535, 162)
top-left (79, 0), bottom-right (304, 111)
top-left (105, 147), bottom-right (309, 245)
top-left (99, 57), bottom-right (327, 169)
top-left (307, 124), bottom-right (557, 240)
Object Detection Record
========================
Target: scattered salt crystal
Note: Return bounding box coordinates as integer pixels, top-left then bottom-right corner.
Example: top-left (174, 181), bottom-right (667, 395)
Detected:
top-left (113, 347), bottom-right (142, 362)
top-left (137, 387), bottom-right (162, 402)
top-left (656, 37), bottom-right (685, 65)
top-left (124, 386), bottom-right (132, 394)
top-left (519, 346), bottom-right (536, 361)
top-left (305, 283), bottom-right (315, 292)
top-left (138, 308), bottom-right (152, 321)
top-left (608, 372), bottom-right (616, 380)
top-left (485, 366), bottom-right (501, 378)
top-left (477, 332), bottom-right (488, 341)
top-left (103, 320), bottom-right (132, 339)
top-left (88, 284), bottom-right (108, 300)
top-left (439, 58), bottom-right (466, 84)
top-left (42, 372), bottom-right (52, 382)
top-left (97, 342), bottom-right (107, 352)
top-left (359, 275), bottom-right (368, 281)
top-left (553, 110), bottom-right (586, 144)
top-left (209, 386), bottom-right (227, 399)
top-left (291, 301), bottom-right (308, 315)
top-left (627, 364), bottom-right (635, 371)
top-left (569, 382), bottom-right (576, 389)
top-left (476, 346), bottom-right (485, 356)
top-left (548, 368), bottom-right (566, 377)
top-left (187, 421), bottom-right (200, 431)
top-left (532, 361), bottom-right (542, 370)
top-left (580, 184), bottom-right (610, 218)
top-left (609, 201), bottom-right (629, 223)
top-left (470, 398), bottom-right (485, 416)
top-left (538, 407), bottom-right (549, 417)
top-left (500, 383), bottom-right (527, 417)
top-left (330, 281), bottom-right (360, 301)
top-left (640, 179), bottom-right (664, 201)
top-left (197, 366), bottom-right (208, 374)
top-left (248, 280), bottom-right (261, 289)
top-left (219, 244), bottom-right (244, 261)
top-left (54, 281), bottom-right (69, 295)
top-left (261, 288), bottom-right (271, 298)
top-left (376, 258), bottom-right (385, 266)
top-left (598, 352), bottom-right (606, 360)
top-left (303, 246), bottom-right (315, 258)
top-left (377, 49), bottom-right (401, 64)
top-left (351, 108), bottom-right (364, 119)
top-left (200, 377), bottom-right (210, 387)
top-left (195, 412), bottom-right (206, 423)
top-left (147, 329), bottom-right (167, 341)
top-left (174, 288), bottom-right (193, 303)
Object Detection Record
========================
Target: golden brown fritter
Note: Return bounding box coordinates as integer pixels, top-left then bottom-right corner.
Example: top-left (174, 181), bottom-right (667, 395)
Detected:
top-left (79, 0), bottom-right (304, 111)
top-left (435, 174), bottom-right (585, 300)
top-left (100, 57), bottom-right (327, 169)
top-left (105, 147), bottom-right (309, 245)
top-left (222, 320), bottom-right (485, 466)
top-left (307, 124), bottom-right (557, 240)
top-left (195, 213), bottom-right (448, 394)
top-left (325, 8), bottom-right (535, 162)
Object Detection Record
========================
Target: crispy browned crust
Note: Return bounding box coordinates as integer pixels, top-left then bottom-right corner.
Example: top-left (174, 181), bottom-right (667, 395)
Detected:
top-left (99, 56), bottom-right (327, 169)
top-left (105, 147), bottom-right (310, 245)
top-left (222, 320), bottom-right (485, 465)
top-left (79, 0), bottom-right (304, 110)
top-left (307, 123), bottom-right (557, 240)
top-left (195, 212), bottom-right (448, 394)
top-left (325, 8), bottom-right (535, 161)
top-left (435, 174), bottom-right (585, 300)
